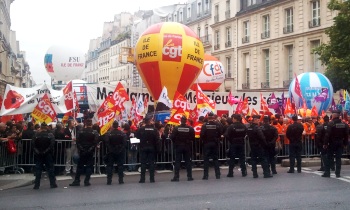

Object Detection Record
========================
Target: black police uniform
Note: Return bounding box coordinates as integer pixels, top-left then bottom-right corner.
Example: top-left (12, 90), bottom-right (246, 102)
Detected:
top-left (225, 121), bottom-right (247, 177)
top-left (136, 123), bottom-right (158, 183)
top-left (261, 122), bottom-right (279, 174)
top-left (32, 128), bottom-right (56, 189)
top-left (70, 127), bottom-right (99, 186)
top-left (247, 121), bottom-right (271, 178)
top-left (170, 120), bottom-right (195, 181)
top-left (200, 119), bottom-right (222, 179)
top-left (286, 120), bottom-right (304, 173)
top-left (315, 121), bottom-right (329, 171)
top-left (323, 118), bottom-right (349, 177)
top-left (105, 129), bottom-right (127, 185)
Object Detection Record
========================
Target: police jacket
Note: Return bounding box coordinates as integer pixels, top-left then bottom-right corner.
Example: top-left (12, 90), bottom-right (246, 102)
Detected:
top-left (136, 124), bottom-right (158, 149)
top-left (247, 123), bottom-right (267, 147)
top-left (200, 120), bottom-right (222, 144)
top-left (105, 129), bottom-right (127, 153)
top-left (260, 123), bottom-right (278, 146)
top-left (315, 122), bottom-right (328, 148)
top-left (76, 127), bottom-right (99, 153)
top-left (32, 130), bottom-right (55, 155)
top-left (324, 118), bottom-right (349, 146)
top-left (170, 123), bottom-right (195, 146)
top-left (224, 122), bottom-right (247, 145)
top-left (286, 122), bottom-right (304, 144)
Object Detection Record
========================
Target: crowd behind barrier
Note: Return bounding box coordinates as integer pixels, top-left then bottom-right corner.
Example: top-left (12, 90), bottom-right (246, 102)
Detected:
top-left (1, 134), bottom-right (348, 175)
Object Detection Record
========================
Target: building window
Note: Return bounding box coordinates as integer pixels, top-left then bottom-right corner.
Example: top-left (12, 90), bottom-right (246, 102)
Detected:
top-left (261, 15), bottom-right (270, 39)
top-left (187, 6), bottom-right (191, 19)
top-left (284, 8), bottom-right (293, 33)
top-left (246, 68), bottom-right (250, 84)
top-left (205, 26), bottom-right (209, 41)
top-left (174, 14), bottom-right (177, 22)
top-left (243, 53), bottom-right (250, 86)
top-left (311, 40), bottom-right (321, 72)
top-left (310, 0), bottom-right (321, 27)
top-left (287, 45), bottom-right (293, 81)
top-left (204, 0), bottom-right (209, 13)
top-left (226, 27), bottom-right (231, 47)
top-left (179, 11), bottom-right (183, 22)
top-left (214, 30), bottom-right (220, 50)
top-left (197, 2), bottom-right (202, 17)
top-left (197, 27), bottom-right (201, 37)
top-left (242, 21), bottom-right (250, 43)
top-left (225, 0), bottom-right (230, 19)
top-left (214, 4), bottom-right (219, 22)
top-left (264, 49), bottom-right (270, 83)
top-left (226, 57), bottom-right (232, 78)
top-left (247, 0), bottom-right (256, 6)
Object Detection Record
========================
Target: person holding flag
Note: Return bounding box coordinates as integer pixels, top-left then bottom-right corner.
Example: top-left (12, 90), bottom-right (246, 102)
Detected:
top-left (169, 115), bottom-right (195, 182)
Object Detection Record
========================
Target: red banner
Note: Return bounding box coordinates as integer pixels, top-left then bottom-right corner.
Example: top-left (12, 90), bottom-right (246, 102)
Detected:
top-left (31, 94), bottom-right (57, 124)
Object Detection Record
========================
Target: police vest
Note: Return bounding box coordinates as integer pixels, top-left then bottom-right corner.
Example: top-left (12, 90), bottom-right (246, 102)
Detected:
top-left (331, 122), bottom-right (346, 142)
top-left (78, 128), bottom-right (96, 147)
top-left (174, 125), bottom-right (191, 145)
top-left (35, 132), bottom-right (51, 152)
top-left (261, 124), bottom-right (276, 144)
top-left (108, 130), bottom-right (124, 146)
top-left (203, 122), bottom-right (219, 143)
top-left (228, 123), bottom-right (246, 144)
top-left (247, 124), bottom-right (259, 146)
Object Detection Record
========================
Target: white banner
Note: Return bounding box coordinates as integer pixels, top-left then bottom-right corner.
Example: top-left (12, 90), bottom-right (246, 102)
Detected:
top-left (0, 83), bottom-right (69, 116)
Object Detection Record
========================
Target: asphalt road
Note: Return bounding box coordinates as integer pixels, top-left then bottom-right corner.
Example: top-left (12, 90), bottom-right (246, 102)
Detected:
top-left (1, 166), bottom-right (350, 210)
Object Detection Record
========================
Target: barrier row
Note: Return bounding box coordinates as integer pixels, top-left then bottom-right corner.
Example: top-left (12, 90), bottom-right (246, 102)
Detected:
top-left (1, 134), bottom-right (348, 174)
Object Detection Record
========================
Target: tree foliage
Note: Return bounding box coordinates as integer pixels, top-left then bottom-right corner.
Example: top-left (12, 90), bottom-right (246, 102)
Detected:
top-left (313, 0), bottom-right (350, 91)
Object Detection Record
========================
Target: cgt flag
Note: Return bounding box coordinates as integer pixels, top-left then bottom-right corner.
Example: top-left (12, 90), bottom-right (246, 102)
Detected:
top-left (63, 81), bottom-right (74, 111)
top-left (31, 94), bottom-right (57, 124)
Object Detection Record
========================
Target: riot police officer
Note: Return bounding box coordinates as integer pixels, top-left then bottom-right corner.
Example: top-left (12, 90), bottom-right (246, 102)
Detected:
top-left (136, 117), bottom-right (158, 183)
top-left (32, 122), bottom-right (57, 189)
top-left (70, 119), bottom-right (99, 187)
top-left (200, 112), bottom-right (222, 180)
top-left (225, 114), bottom-right (247, 177)
top-left (315, 115), bottom-right (329, 171)
top-left (170, 116), bottom-right (195, 181)
top-left (322, 110), bottom-right (349, 178)
top-left (246, 115), bottom-right (272, 178)
top-left (260, 116), bottom-right (279, 175)
top-left (105, 121), bottom-right (127, 185)
top-left (286, 115), bottom-right (304, 173)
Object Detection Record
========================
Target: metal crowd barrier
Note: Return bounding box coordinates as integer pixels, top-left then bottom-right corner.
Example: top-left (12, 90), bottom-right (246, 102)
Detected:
top-left (13, 135), bottom-right (350, 175)
top-left (0, 140), bottom-right (24, 174)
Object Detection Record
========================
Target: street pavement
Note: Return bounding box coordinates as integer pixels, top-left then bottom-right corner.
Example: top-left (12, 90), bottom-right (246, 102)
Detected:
top-left (1, 164), bottom-right (350, 210)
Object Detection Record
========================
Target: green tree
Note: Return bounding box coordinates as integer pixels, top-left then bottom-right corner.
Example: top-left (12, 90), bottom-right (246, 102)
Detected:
top-left (314, 0), bottom-right (350, 91)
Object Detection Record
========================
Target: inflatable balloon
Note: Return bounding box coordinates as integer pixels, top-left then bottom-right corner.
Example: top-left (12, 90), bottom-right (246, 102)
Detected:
top-left (44, 46), bottom-right (85, 81)
top-left (190, 54), bottom-right (225, 91)
top-left (289, 72), bottom-right (333, 114)
top-left (135, 22), bottom-right (204, 100)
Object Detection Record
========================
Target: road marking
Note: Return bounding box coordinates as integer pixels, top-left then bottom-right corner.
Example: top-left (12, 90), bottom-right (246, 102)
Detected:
top-left (301, 169), bottom-right (350, 183)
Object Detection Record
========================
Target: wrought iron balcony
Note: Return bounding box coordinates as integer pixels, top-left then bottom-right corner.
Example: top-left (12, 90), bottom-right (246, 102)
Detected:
top-left (261, 82), bottom-right (270, 88)
top-left (309, 18), bottom-right (321, 28)
top-left (225, 10), bottom-right (230, 19)
top-left (283, 25), bottom-right (294, 34)
top-left (214, 15), bottom-right (219, 23)
top-left (200, 35), bottom-right (212, 46)
top-left (283, 79), bottom-right (291, 88)
top-left (225, 41), bottom-right (231, 48)
top-left (214, 44), bottom-right (220, 50)
top-left (242, 36), bottom-right (250, 44)
top-left (242, 83), bottom-right (250, 89)
top-left (261, 31), bottom-right (270, 39)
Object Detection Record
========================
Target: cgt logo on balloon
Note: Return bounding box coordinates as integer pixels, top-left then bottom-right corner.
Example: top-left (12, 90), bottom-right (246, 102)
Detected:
top-left (162, 34), bottom-right (182, 62)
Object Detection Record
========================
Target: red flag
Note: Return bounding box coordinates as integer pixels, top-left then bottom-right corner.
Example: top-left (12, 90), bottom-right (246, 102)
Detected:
top-left (62, 111), bottom-right (72, 124)
top-left (196, 85), bottom-right (215, 112)
top-left (301, 98), bottom-right (307, 117)
top-left (311, 105), bottom-right (318, 117)
top-left (228, 91), bottom-right (240, 106)
top-left (189, 107), bottom-right (198, 123)
top-left (294, 73), bottom-right (302, 98)
top-left (284, 98), bottom-right (294, 116)
top-left (241, 98), bottom-right (249, 115)
top-left (193, 121), bottom-right (203, 138)
top-left (235, 97), bottom-right (243, 114)
top-left (63, 81), bottom-right (73, 111)
top-left (168, 108), bottom-right (187, 126)
top-left (251, 108), bottom-right (259, 116)
top-left (260, 93), bottom-right (270, 113)
top-left (31, 94), bottom-right (57, 124)
top-left (321, 110), bottom-right (326, 118)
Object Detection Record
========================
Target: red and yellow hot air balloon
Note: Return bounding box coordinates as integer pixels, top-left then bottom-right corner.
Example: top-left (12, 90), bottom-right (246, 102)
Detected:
top-left (191, 54), bottom-right (225, 91)
top-left (135, 22), bottom-right (204, 100)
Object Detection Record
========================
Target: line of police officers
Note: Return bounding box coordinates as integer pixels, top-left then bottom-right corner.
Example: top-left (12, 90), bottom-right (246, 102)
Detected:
top-left (31, 110), bottom-right (348, 189)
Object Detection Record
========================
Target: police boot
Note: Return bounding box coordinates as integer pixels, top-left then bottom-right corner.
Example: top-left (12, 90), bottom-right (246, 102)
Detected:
top-left (118, 177), bottom-right (124, 184)
top-left (107, 176), bottom-right (112, 185)
top-left (139, 164), bottom-right (146, 183)
top-left (33, 172), bottom-right (41, 189)
top-left (49, 176), bottom-right (57, 189)
top-left (118, 170), bottom-right (124, 184)
top-left (84, 176), bottom-right (91, 186)
top-left (227, 165), bottom-right (234, 177)
top-left (171, 170), bottom-right (179, 182)
top-left (202, 170), bottom-right (209, 180)
top-left (69, 179), bottom-right (80, 186)
top-left (215, 169), bottom-right (221, 179)
top-left (186, 164), bottom-right (193, 181)
top-left (241, 169), bottom-right (247, 177)
top-left (271, 165), bottom-right (277, 175)
top-left (252, 165), bottom-right (258, 178)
